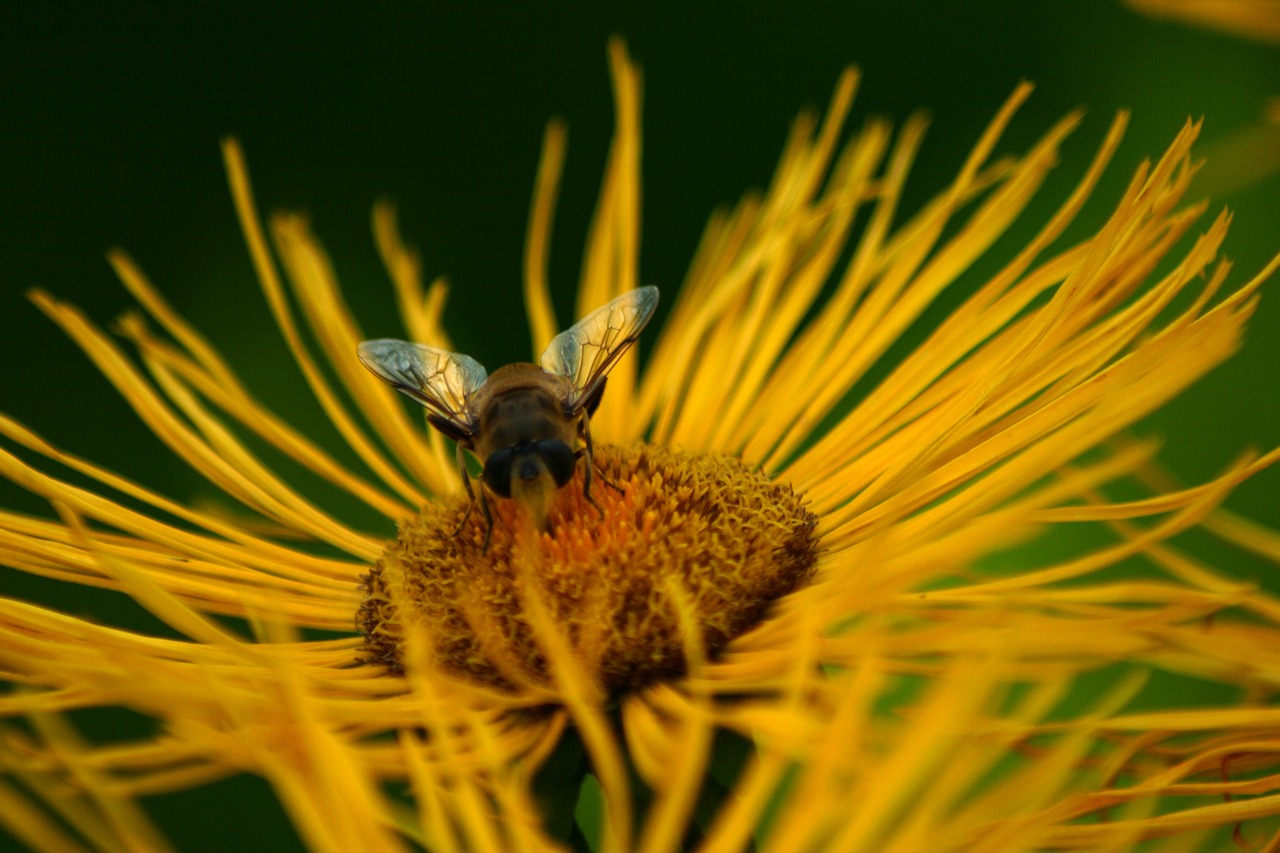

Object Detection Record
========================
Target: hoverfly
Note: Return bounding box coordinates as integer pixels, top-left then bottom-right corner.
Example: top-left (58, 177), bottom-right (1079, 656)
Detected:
top-left (358, 285), bottom-right (659, 550)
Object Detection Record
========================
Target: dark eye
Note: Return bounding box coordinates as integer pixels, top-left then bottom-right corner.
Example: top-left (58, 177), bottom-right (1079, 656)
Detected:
top-left (536, 440), bottom-right (576, 487)
top-left (483, 447), bottom-right (514, 498)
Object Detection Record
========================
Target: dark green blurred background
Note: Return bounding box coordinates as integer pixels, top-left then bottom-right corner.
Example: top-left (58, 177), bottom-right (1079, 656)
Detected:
top-left (1, 2), bottom-right (1277, 849)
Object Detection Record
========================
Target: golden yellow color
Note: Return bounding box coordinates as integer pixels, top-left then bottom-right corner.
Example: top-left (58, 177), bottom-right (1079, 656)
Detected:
top-left (361, 443), bottom-right (818, 692)
top-left (1127, 0), bottom-right (1280, 42)
top-left (1126, 0), bottom-right (1280, 196)
top-left (3, 39), bottom-right (1280, 852)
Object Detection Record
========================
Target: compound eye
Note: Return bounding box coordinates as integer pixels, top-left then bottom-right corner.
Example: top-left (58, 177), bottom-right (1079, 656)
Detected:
top-left (536, 440), bottom-right (577, 487)
top-left (483, 447), bottom-right (514, 498)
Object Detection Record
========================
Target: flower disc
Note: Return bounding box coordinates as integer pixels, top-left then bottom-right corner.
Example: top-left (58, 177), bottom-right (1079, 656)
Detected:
top-left (359, 443), bottom-right (819, 693)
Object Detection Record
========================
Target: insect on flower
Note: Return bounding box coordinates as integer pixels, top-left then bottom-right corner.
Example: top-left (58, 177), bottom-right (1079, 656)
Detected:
top-left (358, 285), bottom-right (660, 549)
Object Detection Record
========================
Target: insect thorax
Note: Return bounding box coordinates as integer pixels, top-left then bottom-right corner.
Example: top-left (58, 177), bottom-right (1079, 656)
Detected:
top-left (474, 368), bottom-right (576, 459)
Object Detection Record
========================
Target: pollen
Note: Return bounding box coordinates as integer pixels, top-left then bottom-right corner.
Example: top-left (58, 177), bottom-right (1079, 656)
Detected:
top-left (359, 443), bottom-right (819, 693)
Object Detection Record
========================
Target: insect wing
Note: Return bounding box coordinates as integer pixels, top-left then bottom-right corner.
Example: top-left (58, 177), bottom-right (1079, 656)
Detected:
top-left (539, 285), bottom-right (659, 413)
top-left (357, 339), bottom-right (486, 436)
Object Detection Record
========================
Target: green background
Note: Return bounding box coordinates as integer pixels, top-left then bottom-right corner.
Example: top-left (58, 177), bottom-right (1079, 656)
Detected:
top-left (1, 2), bottom-right (1277, 850)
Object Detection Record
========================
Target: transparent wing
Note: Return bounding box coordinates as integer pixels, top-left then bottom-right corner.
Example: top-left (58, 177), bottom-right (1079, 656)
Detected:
top-left (357, 339), bottom-right (486, 436)
top-left (539, 285), bottom-right (660, 413)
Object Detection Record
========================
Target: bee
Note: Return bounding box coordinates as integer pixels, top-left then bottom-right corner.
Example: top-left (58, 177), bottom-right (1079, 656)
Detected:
top-left (358, 285), bottom-right (660, 550)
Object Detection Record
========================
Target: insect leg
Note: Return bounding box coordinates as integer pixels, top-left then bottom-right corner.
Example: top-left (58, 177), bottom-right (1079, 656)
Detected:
top-left (578, 411), bottom-right (609, 517)
top-left (577, 410), bottom-right (623, 501)
top-left (479, 486), bottom-right (494, 554)
top-left (449, 440), bottom-right (476, 539)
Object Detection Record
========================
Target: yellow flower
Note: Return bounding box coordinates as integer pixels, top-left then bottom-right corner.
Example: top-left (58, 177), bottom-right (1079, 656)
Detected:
top-left (1126, 0), bottom-right (1280, 196)
top-left (3, 39), bottom-right (1280, 851)
top-left (1127, 0), bottom-right (1280, 43)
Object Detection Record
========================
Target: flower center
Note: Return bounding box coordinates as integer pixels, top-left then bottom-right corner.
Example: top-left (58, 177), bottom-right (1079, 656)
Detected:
top-left (359, 443), bottom-right (819, 694)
